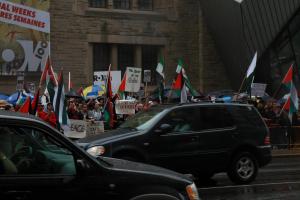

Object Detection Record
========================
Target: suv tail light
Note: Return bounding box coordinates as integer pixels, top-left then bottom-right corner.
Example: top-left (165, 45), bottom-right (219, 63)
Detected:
top-left (264, 135), bottom-right (271, 145)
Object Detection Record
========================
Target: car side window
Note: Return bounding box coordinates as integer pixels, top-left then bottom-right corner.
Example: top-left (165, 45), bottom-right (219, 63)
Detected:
top-left (160, 108), bottom-right (199, 134)
top-left (199, 106), bottom-right (234, 130)
top-left (0, 126), bottom-right (76, 176)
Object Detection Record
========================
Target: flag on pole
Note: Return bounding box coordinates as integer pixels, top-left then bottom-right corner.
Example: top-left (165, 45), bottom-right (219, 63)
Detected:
top-left (282, 81), bottom-right (298, 123)
top-left (181, 68), bottom-right (198, 97)
top-left (40, 57), bottom-right (58, 103)
top-left (156, 56), bottom-right (165, 103)
top-left (181, 82), bottom-right (188, 103)
top-left (19, 96), bottom-right (31, 113)
top-left (30, 89), bottom-right (40, 116)
top-left (117, 72), bottom-right (127, 100)
top-left (68, 72), bottom-right (74, 92)
top-left (104, 65), bottom-right (114, 129)
top-left (242, 52), bottom-right (257, 94)
top-left (156, 56), bottom-right (165, 79)
top-left (53, 71), bottom-right (68, 128)
top-left (282, 64), bottom-right (293, 89)
top-left (176, 58), bottom-right (184, 74)
top-left (171, 69), bottom-right (188, 103)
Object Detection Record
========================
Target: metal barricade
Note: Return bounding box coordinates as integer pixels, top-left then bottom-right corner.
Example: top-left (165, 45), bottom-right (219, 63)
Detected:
top-left (269, 125), bottom-right (300, 149)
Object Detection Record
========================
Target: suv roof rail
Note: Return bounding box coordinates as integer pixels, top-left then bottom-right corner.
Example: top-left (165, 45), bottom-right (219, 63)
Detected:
top-left (177, 100), bottom-right (249, 106)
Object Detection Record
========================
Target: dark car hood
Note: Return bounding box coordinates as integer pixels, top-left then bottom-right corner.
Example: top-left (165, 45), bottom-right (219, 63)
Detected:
top-left (101, 156), bottom-right (193, 187)
top-left (78, 128), bottom-right (140, 147)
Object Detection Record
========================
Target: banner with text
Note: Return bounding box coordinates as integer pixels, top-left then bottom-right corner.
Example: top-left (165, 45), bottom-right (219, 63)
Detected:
top-left (94, 71), bottom-right (121, 94)
top-left (115, 100), bottom-right (136, 115)
top-left (125, 67), bottom-right (142, 93)
top-left (0, 0), bottom-right (50, 76)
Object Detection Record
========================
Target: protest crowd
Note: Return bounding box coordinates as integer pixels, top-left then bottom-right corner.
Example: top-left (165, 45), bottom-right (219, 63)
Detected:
top-left (0, 55), bottom-right (299, 148)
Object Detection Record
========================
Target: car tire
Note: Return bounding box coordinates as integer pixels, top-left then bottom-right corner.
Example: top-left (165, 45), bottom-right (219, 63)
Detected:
top-left (227, 152), bottom-right (258, 184)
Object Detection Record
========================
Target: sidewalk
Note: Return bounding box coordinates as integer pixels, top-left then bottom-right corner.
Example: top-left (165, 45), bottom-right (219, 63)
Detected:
top-left (272, 148), bottom-right (300, 157)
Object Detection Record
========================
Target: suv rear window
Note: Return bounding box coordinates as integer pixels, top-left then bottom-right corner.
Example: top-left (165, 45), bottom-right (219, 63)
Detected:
top-left (227, 105), bottom-right (265, 128)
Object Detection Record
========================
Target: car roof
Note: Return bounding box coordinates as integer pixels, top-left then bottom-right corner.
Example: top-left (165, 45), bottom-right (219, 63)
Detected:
top-left (0, 110), bottom-right (49, 125)
top-left (175, 102), bottom-right (254, 108)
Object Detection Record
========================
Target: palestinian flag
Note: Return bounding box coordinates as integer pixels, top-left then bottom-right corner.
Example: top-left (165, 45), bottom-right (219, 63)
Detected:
top-left (117, 72), bottom-right (126, 100)
top-left (282, 64), bottom-right (293, 88)
top-left (19, 96), bottom-right (31, 113)
top-left (171, 69), bottom-right (188, 103)
top-left (104, 65), bottom-right (115, 129)
top-left (30, 89), bottom-right (40, 116)
top-left (282, 81), bottom-right (298, 123)
top-left (156, 56), bottom-right (165, 103)
top-left (68, 72), bottom-right (74, 92)
top-left (40, 57), bottom-right (58, 104)
top-left (176, 58), bottom-right (184, 74)
top-left (182, 68), bottom-right (198, 97)
top-left (53, 71), bottom-right (68, 128)
top-left (242, 52), bottom-right (257, 94)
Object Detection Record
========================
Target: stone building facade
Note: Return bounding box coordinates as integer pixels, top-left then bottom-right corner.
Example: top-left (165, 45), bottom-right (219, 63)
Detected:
top-left (0, 0), bottom-right (231, 94)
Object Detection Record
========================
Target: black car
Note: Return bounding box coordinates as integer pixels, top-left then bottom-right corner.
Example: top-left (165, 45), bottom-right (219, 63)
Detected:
top-left (79, 103), bottom-right (272, 184)
top-left (0, 111), bottom-right (199, 200)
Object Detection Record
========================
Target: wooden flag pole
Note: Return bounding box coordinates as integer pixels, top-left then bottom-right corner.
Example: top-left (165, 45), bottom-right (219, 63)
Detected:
top-left (238, 77), bottom-right (246, 94)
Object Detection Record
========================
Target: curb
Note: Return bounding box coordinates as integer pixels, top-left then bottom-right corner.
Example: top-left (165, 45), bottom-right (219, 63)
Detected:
top-left (198, 181), bottom-right (300, 197)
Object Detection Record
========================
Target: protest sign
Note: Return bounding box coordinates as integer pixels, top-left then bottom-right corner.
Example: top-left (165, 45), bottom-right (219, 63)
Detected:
top-left (115, 100), bottom-right (136, 115)
top-left (125, 67), bottom-right (142, 93)
top-left (94, 71), bottom-right (121, 94)
top-left (251, 83), bottom-right (267, 97)
top-left (64, 119), bottom-right (87, 139)
top-left (86, 121), bottom-right (104, 137)
top-left (143, 70), bottom-right (151, 83)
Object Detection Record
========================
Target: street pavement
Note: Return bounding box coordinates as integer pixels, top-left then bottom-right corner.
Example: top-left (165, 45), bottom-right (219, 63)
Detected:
top-left (197, 149), bottom-right (300, 200)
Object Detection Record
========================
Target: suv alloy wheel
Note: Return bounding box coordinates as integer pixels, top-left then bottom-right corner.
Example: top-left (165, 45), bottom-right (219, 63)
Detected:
top-left (227, 152), bottom-right (258, 184)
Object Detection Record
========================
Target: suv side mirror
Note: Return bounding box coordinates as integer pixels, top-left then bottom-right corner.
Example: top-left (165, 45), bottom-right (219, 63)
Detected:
top-left (155, 124), bottom-right (173, 135)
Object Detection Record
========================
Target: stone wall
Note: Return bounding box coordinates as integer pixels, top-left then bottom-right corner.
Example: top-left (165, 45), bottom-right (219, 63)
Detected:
top-left (0, 0), bottom-right (231, 94)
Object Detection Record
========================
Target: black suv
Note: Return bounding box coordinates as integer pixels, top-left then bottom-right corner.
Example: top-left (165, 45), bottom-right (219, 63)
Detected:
top-left (0, 111), bottom-right (199, 200)
top-left (79, 103), bottom-right (272, 184)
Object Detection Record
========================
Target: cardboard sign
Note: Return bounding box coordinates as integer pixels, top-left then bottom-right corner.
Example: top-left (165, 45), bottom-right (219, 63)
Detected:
top-left (94, 71), bottom-right (121, 94)
top-left (64, 120), bottom-right (104, 139)
top-left (64, 120), bottom-right (87, 139)
top-left (251, 83), bottom-right (267, 97)
top-left (86, 121), bottom-right (105, 137)
top-left (143, 70), bottom-right (151, 83)
top-left (125, 67), bottom-right (142, 92)
top-left (115, 100), bottom-right (136, 115)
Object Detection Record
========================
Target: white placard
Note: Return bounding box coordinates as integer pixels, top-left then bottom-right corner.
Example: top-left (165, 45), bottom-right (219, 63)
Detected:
top-left (64, 120), bottom-right (87, 139)
top-left (0, 0), bottom-right (50, 33)
top-left (251, 83), bottom-right (267, 97)
top-left (94, 71), bottom-right (121, 94)
top-left (125, 67), bottom-right (142, 92)
top-left (115, 100), bottom-right (136, 115)
top-left (86, 121), bottom-right (105, 137)
top-left (64, 120), bottom-right (105, 139)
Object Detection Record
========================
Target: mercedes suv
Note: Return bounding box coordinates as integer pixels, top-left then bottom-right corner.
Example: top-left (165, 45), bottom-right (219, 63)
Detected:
top-left (79, 103), bottom-right (271, 184)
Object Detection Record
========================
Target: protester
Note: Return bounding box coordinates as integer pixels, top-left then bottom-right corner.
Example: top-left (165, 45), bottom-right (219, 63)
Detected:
top-left (42, 103), bottom-right (57, 128)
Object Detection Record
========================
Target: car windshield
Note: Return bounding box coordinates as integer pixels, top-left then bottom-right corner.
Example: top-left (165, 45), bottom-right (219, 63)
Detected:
top-left (119, 107), bottom-right (169, 131)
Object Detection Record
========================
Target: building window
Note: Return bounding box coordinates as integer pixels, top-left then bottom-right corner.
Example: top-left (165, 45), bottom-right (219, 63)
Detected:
top-left (93, 44), bottom-right (110, 71)
top-left (138, 0), bottom-right (153, 11)
top-left (113, 0), bottom-right (131, 10)
top-left (89, 0), bottom-right (107, 8)
top-left (118, 45), bottom-right (134, 75)
top-left (142, 45), bottom-right (159, 84)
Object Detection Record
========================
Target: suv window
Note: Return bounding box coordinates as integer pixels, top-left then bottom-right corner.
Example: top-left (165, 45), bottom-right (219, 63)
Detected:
top-left (199, 106), bottom-right (234, 130)
top-left (160, 107), bottom-right (199, 133)
top-left (228, 106), bottom-right (265, 127)
top-left (0, 126), bottom-right (76, 175)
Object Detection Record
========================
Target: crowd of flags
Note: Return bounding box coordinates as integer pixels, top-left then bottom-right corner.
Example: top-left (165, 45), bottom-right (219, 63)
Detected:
top-left (13, 50), bottom-right (300, 128)
top-left (242, 52), bottom-right (299, 124)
